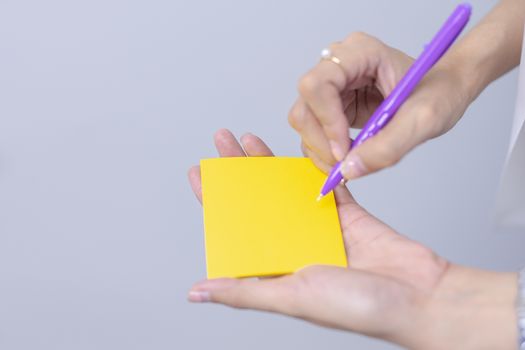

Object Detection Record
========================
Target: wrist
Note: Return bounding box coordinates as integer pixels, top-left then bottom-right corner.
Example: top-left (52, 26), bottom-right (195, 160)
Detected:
top-left (435, 0), bottom-right (525, 106)
top-left (434, 54), bottom-right (481, 109)
top-left (416, 62), bottom-right (473, 134)
top-left (414, 264), bottom-right (518, 350)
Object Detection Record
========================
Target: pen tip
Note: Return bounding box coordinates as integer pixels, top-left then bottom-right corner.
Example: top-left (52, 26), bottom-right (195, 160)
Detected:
top-left (316, 194), bottom-right (323, 202)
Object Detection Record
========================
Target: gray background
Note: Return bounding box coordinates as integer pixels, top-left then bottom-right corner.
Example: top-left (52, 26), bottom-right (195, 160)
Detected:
top-left (0, 0), bottom-right (523, 349)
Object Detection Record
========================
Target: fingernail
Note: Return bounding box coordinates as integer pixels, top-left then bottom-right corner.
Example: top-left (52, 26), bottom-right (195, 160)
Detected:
top-left (188, 278), bottom-right (238, 303)
top-left (188, 290), bottom-right (211, 303)
top-left (340, 153), bottom-right (367, 180)
top-left (329, 141), bottom-right (345, 161)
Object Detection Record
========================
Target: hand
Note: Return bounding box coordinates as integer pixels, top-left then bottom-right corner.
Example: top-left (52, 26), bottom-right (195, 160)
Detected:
top-left (187, 129), bottom-right (517, 349)
top-left (288, 33), bottom-right (471, 178)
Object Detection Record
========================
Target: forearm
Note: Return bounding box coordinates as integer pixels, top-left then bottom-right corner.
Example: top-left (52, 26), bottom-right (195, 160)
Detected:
top-left (413, 265), bottom-right (518, 350)
top-left (439, 0), bottom-right (525, 103)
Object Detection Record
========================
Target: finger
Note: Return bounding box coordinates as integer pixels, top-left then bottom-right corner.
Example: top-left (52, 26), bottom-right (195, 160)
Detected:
top-left (301, 142), bottom-right (332, 174)
top-left (333, 183), bottom-right (356, 207)
top-left (188, 275), bottom-right (304, 317)
top-left (240, 133), bottom-right (274, 157)
top-left (214, 129), bottom-right (246, 157)
top-left (340, 102), bottom-right (432, 180)
top-left (298, 62), bottom-right (350, 162)
top-left (298, 35), bottom-right (391, 163)
top-left (188, 266), bottom-right (416, 338)
top-left (288, 98), bottom-right (336, 165)
top-left (187, 165), bottom-right (202, 204)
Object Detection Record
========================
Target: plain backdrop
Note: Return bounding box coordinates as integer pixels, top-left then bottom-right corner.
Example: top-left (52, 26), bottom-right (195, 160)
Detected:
top-left (0, 1), bottom-right (523, 349)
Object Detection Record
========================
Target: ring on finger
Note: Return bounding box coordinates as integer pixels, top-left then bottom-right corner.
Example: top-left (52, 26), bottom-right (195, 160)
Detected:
top-left (320, 47), bottom-right (342, 66)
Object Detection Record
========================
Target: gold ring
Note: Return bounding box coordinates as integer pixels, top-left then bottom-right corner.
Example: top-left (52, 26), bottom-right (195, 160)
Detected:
top-left (320, 48), bottom-right (342, 65)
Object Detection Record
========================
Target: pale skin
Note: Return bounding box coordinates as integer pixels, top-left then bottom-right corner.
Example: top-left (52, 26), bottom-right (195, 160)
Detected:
top-left (188, 0), bottom-right (525, 348)
top-left (289, 0), bottom-right (525, 179)
top-left (189, 130), bottom-right (517, 349)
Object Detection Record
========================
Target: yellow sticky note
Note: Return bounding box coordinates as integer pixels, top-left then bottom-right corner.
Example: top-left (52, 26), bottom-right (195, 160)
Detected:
top-left (200, 157), bottom-right (347, 279)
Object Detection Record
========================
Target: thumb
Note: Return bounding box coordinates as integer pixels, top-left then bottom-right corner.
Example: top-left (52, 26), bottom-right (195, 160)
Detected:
top-left (188, 267), bottom-right (418, 340)
top-left (188, 275), bottom-right (305, 317)
top-left (340, 109), bottom-right (428, 180)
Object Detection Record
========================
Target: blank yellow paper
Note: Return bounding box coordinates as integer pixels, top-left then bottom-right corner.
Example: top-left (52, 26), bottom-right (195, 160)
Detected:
top-left (200, 157), bottom-right (347, 279)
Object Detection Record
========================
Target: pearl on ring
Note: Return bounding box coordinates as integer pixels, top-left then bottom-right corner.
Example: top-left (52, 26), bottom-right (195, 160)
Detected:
top-left (320, 48), bottom-right (342, 65)
top-left (321, 48), bottom-right (332, 59)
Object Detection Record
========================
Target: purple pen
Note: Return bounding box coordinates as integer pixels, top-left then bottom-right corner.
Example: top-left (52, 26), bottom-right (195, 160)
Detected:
top-left (318, 3), bottom-right (472, 200)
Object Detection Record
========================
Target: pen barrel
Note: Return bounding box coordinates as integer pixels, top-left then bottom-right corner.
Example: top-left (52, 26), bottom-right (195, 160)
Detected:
top-left (319, 3), bottom-right (472, 198)
top-left (352, 3), bottom-right (471, 149)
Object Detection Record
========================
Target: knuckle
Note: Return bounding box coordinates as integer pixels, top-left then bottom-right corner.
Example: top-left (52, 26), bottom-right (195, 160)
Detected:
top-left (415, 103), bottom-right (436, 123)
top-left (345, 31), bottom-right (369, 42)
top-left (298, 74), bottom-right (320, 97)
top-left (344, 31), bottom-right (378, 45)
top-left (413, 103), bottom-right (441, 138)
top-left (288, 104), bottom-right (305, 131)
top-left (343, 32), bottom-right (385, 52)
top-left (413, 244), bottom-right (439, 262)
top-left (223, 289), bottom-right (246, 309)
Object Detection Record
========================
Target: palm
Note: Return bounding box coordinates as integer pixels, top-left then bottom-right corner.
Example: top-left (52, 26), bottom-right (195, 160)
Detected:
top-left (188, 129), bottom-right (448, 336)
top-left (334, 186), bottom-right (447, 291)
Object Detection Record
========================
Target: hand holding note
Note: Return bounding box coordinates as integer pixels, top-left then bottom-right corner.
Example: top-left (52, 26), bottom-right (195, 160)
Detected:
top-left (187, 129), bottom-right (462, 347)
top-left (186, 0), bottom-right (525, 345)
